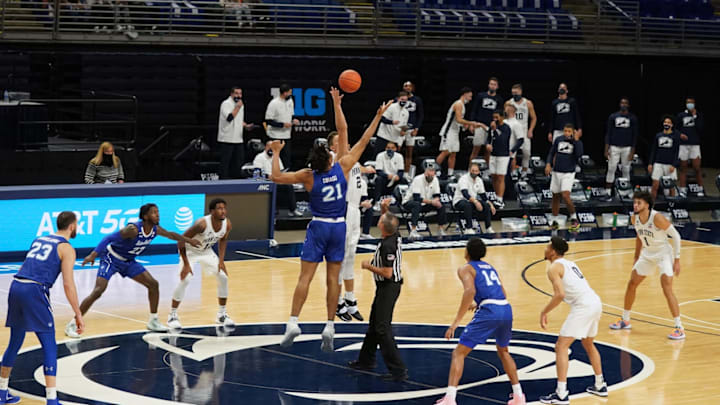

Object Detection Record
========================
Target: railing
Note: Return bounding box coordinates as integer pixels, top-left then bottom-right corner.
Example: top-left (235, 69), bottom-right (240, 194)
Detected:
top-left (2, 0), bottom-right (720, 55)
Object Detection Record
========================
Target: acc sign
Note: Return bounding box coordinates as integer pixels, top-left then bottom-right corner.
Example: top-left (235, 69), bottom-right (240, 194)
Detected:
top-left (9, 323), bottom-right (653, 404)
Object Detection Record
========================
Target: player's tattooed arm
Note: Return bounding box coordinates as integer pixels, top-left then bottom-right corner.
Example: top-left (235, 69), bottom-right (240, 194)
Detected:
top-left (157, 226), bottom-right (202, 248)
top-left (540, 263), bottom-right (565, 330)
top-left (218, 219), bottom-right (232, 274)
top-left (445, 264), bottom-right (476, 340)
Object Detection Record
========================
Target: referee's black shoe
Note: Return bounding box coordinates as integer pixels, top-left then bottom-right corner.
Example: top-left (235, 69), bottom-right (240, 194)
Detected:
top-left (348, 360), bottom-right (376, 371)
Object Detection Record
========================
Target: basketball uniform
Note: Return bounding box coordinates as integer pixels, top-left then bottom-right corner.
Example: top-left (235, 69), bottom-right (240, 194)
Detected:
top-left (553, 258), bottom-right (602, 339)
top-left (98, 220), bottom-right (157, 280)
top-left (439, 101), bottom-right (464, 153)
top-left (633, 210), bottom-right (674, 277)
top-left (7, 235), bottom-right (68, 332)
top-left (458, 261), bottom-right (513, 349)
top-left (509, 98), bottom-right (531, 168)
top-left (179, 215), bottom-right (227, 275)
top-left (341, 163), bottom-right (363, 280)
top-left (301, 162), bottom-right (348, 263)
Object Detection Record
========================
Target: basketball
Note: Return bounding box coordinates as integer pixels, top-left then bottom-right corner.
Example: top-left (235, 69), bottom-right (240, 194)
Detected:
top-left (338, 69), bottom-right (362, 93)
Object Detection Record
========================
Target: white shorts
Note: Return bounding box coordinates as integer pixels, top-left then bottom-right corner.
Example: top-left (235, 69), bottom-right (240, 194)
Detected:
top-left (489, 156), bottom-right (510, 175)
top-left (678, 145), bottom-right (701, 160)
top-left (552, 130), bottom-right (564, 142)
top-left (606, 145), bottom-right (632, 183)
top-left (550, 171), bottom-right (575, 193)
top-left (472, 127), bottom-right (488, 147)
top-left (404, 131), bottom-right (416, 147)
top-left (517, 135), bottom-right (531, 167)
top-left (560, 296), bottom-right (602, 339)
top-left (651, 163), bottom-right (677, 181)
top-left (440, 129), bottom-right (460, 153)
top-left (340, 207), bottom-right (361, 282)
top-left (179, 249), bottom-right (220, 275)
top-left (633, 251), bottom-right (674, 277)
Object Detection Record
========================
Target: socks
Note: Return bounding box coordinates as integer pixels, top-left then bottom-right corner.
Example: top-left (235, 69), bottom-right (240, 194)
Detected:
top-left (447, 169), bottom-right (454, 176)
top-left (570, 212), bottom-right (578, 220)
top-left (338, 295), bottom-right (345, 305)
top-left (446, 386), bottom-right (457, 400)
top-left (325, 320), bottom-right (334, 329)
top-left (0, 377), bottom-right (8, 390)
top-left (345, 291), bottom-right (356, 302)
top-left (46, 387), bottom-right (57, 400)
top-left (289, 316), bottom-right (299, 326)
top-left (218, 305), bottom-right (226, 314)
top-left (595, 374), bottom-right (604, 388)
top-left (149, 313), bottom-right (158, 321)
top-left (512, 383), bottom-right (522, 395)
top-left (622, 310), bottom-right (631, 322)
top-left (170, 308), bottom-right (177, 317)
top-left (556, 381), bottom-right (567, 397)
top-left (674, 316), bottom-right (683, 329)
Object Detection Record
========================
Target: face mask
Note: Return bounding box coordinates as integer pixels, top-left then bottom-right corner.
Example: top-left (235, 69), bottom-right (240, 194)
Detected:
top-left (686, 103), bottom-right (695, 110)
top-left (512, 94), bottom-right (522, 101)
top-left (266, 150), bottom-right (273, 156)
top-left (663, 124), bottom-right (672, 130)
top-left (399, 101), bottom-right (407, 107)
top-left (620, 105), bottom-right (628, 112)
top-left (102, 154), bottom-right (113, 166)
top-left (470, 172), bottom-right (478, 179)
top-left (425, 175), bottom-right (434, 183)
top-left (463, 98), bottom-right (470, 104)
top-left (558, 88), bottom-right (567, 95)
top-left (233, 96), bottom-right (241, 102)
top-left (488, 88), bottom-right (496, 95)
top-left (386, 150), bottom-right (395, 158)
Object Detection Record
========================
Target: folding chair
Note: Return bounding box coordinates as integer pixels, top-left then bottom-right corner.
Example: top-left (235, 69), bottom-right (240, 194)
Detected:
top-left (614, 177), bottom-right (634, 212)
top-left (514, 181), bottom-right (548, 229)
top-left (660, 176), bottom-right (692, 223)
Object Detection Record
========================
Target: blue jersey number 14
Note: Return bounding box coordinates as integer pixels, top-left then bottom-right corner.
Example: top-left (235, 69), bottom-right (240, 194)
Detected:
top-left (481, 270), bottom-right (501, 286)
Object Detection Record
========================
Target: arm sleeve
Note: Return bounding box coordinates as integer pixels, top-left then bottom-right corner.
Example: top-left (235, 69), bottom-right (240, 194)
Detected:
top-left (666, 224), bottom-right (682, 259)
top-left (380, 115), bottom-right (394, 125)
top-left (226, 113), bottom-right (234, 123)
top-left (510, 136), bottom-right (524, 153)
top-left (461, 189), bottom-right (471, 200)
top-left (415, 97), bottom-right (424, 129)
top-left (266, 119), bottom-right (284, 128)
top-left (397, 169), bottom-right (404, 179)
top-left (84, 162), bottom-right (97, 184)
top-left (117, 161), bottom-right (125, 181)
top-left (95, 231), bottom-right (124, 254)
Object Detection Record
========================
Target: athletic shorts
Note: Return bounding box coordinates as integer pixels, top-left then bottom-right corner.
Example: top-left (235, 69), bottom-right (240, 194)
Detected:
top-left (404, 131), bottom-right (416, 147)
top-left (678, 145), bottom-right (701, 161)
top-left (473, 127), bottom-right (488, 147)
top-left (301, 219), bottom-right (347, 263)
top-left (440, 129), bottom-right (460, 153)
top-left (97, 253), bottom-right (146, 280)
top-left (634, 251), bottom-right (674, 277)
top-left (489, 156), bottom-right (510, 176)
top-left (560, 296), bottom-right (602, 339)
top-left (180, 249), bottom-right (220, 276)
top-left (550, 171), bottom-right (575, 193)
top-left (340, 207), bottom-right (361, 282)
top-left (651, 163), bottom-right (677, 181)
top-left (459, 304), bottom-right (513, 348)
top-left (6, 279), bottom-right (54, 332)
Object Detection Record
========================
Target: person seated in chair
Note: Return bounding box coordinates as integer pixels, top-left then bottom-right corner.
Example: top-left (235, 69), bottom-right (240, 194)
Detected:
top-left (402, 164), bottom-right (447, 240)
top-left (374, 141), bottom-right (405, 211)
top-left (453, 162), bottom-right (496, 234)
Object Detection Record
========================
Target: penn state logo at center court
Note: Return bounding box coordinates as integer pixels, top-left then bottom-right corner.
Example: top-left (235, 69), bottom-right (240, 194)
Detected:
top-left (10, 323), bottom-right (653, 405)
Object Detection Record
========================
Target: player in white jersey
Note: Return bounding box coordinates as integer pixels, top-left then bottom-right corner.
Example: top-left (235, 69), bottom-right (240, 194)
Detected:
top-left (609, 191), bottom-right (685, 340)
top-left (168, 198), bottom-right (234, 330)
top-left (540, 237), bottom-right (607, 404)
top-left (328, 132), bottom-right (374, 322)
top-left (436, 87), bottom-right (482, 177)
top-left (505, 84), bottom-right (537, 176)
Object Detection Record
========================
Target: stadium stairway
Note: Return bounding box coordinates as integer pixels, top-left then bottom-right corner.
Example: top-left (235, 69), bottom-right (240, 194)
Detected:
top-left (342, 1), bottom-right (389, 35)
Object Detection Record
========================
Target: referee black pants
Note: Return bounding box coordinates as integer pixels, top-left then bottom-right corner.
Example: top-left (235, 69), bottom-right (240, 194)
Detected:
top-left (358, 281), bottom-right (406, 375)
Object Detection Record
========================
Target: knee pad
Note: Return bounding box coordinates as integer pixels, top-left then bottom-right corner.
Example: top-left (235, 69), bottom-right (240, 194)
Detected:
top-left (341, 262), bottom-right (355, 281)
top-left (216, 271), bottom-right (228, 299)
top-left (172, 273), bottom-right (193, 302)
top-left (37, 331), bottom-right (57, 376)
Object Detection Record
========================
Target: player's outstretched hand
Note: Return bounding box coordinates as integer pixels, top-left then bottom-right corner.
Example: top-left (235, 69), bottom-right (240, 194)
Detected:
top-left (82, 252), bottom-right (98, 267)
top-left (540, 311), bottom-right (548, 330)
top-left (377, 100), bottom-right (393, 116)
top-left (329, 87), bottom-right (343, 104)
top-left (75, 314), bottom-right (85, 335)
top-left (445, 324), bottom-right (458, 340)
top-left (269, 140), bottom-right (285, 153)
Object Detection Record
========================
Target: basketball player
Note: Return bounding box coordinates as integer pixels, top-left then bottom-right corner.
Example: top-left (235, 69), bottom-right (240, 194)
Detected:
top-left (676, 97), bottom-right (704, 197)
top-left (269, 87), bottom-right (392, 352)
top-left (402, 81), bottom-right (424, 173)
top-left (505, 84), bottom-right (537, 176)
top-left (1, 212), bottom-right (83, 405)
top-left (65, 203), bottom-right (200, 337)
top-left (486, 109), bottom-right (523, 209)
top-left (470, 77), bottom-right (503, 164)
top-left (545, 123), bottom-right (583, 231)
top-left (167, 198), bottom-right (234, 330)
top-left (328, 131), bottom-right (371, 322)
top-left (540, 237), bottom-right (607, 404)
top-left (436, 237), bottom-right (525, 405)
top-left (548, 83), bottom-right (582, 143)
top-left (437, 87), bottom-right (482, 178)
top-left (604, 97), bottom-right (638, 194)
top-left (648, 116), bottom-right (685, 200)
top-left (609, 191), bottom-right (685, 340)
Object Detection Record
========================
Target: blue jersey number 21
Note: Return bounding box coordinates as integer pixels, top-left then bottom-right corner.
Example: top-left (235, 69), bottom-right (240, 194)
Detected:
top-left (322, 184), bottom-right (344, 202)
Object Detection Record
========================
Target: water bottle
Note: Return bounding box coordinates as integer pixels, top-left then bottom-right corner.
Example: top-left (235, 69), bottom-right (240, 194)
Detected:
top-left (3, 90), bottom-right (9, 103)
top-left (252, 167), bottom-right (261, 180)
top-left (612, 212), bottom-right (618, 227)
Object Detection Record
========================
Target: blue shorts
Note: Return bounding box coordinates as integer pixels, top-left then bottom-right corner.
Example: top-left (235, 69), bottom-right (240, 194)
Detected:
top-left (300, 220), bottom-right (347, 263)
top-left (6, 280), bottom-right (54, 332)
top-left (459, 304), bottom-right (513, 349)
top-left (97, 253), bottom-right (147, 280)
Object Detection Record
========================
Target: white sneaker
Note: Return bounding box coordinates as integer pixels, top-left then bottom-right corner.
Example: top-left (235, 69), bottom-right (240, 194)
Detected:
top-left (65, 320), bottom-right (81, 339)
top-left (439, 228), bottom-right (448, 236)
top-left (216, 312), bottom-right (235, 327)
top-left (409, 230), bottom-right (422, 240)
top-left (697, 187), bottom-right (705, 197)
top-left (321, 326), bottom-right (335, 353)
top-left (280, 323), bottom-right (302, 348)
top-left (485, 226), bottom-right (495, 233)
top-left (464, 228), bottom-right (476, 235)
top-left (167, 313), bottom-right (182, 330)
top-left (147, 318), bottom-right (168, 332)
top-left (359, 233), bottom-right (373, 240)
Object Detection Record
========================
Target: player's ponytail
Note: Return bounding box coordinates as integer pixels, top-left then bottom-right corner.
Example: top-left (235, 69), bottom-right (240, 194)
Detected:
top-left (307, 143), bottom-right (331, 172)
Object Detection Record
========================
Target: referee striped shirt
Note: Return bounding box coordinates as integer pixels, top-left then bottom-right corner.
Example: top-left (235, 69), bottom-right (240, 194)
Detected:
top-left (371, 232), bottom-right (403, 283)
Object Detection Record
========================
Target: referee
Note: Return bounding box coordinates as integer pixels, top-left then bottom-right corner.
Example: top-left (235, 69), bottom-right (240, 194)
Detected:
top-left (349, 198), bottom-right (408, 382)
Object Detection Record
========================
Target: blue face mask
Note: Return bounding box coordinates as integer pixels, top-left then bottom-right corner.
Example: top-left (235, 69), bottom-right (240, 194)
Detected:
top-left (386, 149), bottom-right (395, 158)
top-left (686, 103), bottom-right (695, 110)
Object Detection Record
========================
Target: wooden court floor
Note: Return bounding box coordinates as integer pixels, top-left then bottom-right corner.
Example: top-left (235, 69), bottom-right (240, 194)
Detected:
top-left (3, 238), bottom-right (720, 404)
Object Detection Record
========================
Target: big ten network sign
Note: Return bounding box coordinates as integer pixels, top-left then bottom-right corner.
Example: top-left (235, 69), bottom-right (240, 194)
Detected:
top-left (270, 84), bottom-right (332, 136)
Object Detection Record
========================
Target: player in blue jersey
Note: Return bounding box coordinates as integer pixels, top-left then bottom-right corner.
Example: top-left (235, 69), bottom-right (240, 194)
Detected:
top-left (1, 211), bottom-right (83, 405)
top-left (65, 203), bottom-right (200, 337)
top-left (437, 238), bottom-right (525, 405)
top-left (269, 87), bottom-right (392, 352)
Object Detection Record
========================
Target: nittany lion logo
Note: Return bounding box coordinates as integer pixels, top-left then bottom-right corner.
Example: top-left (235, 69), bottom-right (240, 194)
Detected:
top-left (558, 141), bottom-right (574, 154)
top-left (482, 98), bottom-right (497, 110)
top-left (614, 116), bottom-right (631, 128)
top-left (659, 136), bottom-right (674, 148)
top-left (556, 102), bottom-right (571, 114)
top-left (10, 323), bottom-right (652, 404)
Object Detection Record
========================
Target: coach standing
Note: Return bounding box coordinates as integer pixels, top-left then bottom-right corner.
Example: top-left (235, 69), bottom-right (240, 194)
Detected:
top-left (604, 97), bottom-right (638, 192)
top-left (218, 86), bottom-right (254, 179)
top-left (548, 83), bottom-right (582, 143)
top-left (349, 199), bottom-right (408, 382)
top-left (265, 84), bottom-right (300, 169)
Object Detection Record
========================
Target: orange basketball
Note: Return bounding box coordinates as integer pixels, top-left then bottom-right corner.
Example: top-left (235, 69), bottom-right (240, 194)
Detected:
top-left (338, 69), bottom-right (362, 93)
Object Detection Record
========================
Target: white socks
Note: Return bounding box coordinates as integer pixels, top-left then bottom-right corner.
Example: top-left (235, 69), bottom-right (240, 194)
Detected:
top-left (325, 320), bottom-right (334, 329)
top-left (512, 383), bottom-right (522, 396)
top-left (289, 316), bottom-right (299, 326)
top-left (149, 313), bottom-right (158, 321)
top-left (448, 169), bottom-right (454, 176)
top-left (595, 374), bottom-right (604, 387)
top-left (345, 291), bottom-right (356, 302)
top-left (446, 386), bottom-right (457, 400)
top-left (218, 305), bottom-right (226, 314)
top-left (622, 310), bottom-right (631, 321)
top-left (0, 377), bottom-right (8, 390)
top-left (674, 316), bottom-right (683, 329)
top-left (46, 387), bottom-right (57, 400)
top-left (170, 308), bottom-right (177, 317)
top-left (556, 381), bottom-right (567, 397)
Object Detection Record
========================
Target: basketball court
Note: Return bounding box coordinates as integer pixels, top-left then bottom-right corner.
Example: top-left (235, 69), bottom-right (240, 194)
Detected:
top-left (2, 224), bottom-right (719, 404)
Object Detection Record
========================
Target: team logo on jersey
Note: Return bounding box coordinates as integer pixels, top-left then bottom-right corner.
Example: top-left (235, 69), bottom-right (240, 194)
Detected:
top-left (556, 103), bottom-right (571, 114)
top-left (615, 116), bottom-right (631, 128)
top-left (10, 323), bottom-right (652, 404)
top-left (558, 141), bottom-right (574, 154)
top-left (174, 207), bottom-right (194, 231)
top-left (659, 136), bottom-right (673, 148)
top-left (682, 116), bottom-right (695, 127)
top-left (482, 98), bottom-right (497, 110)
